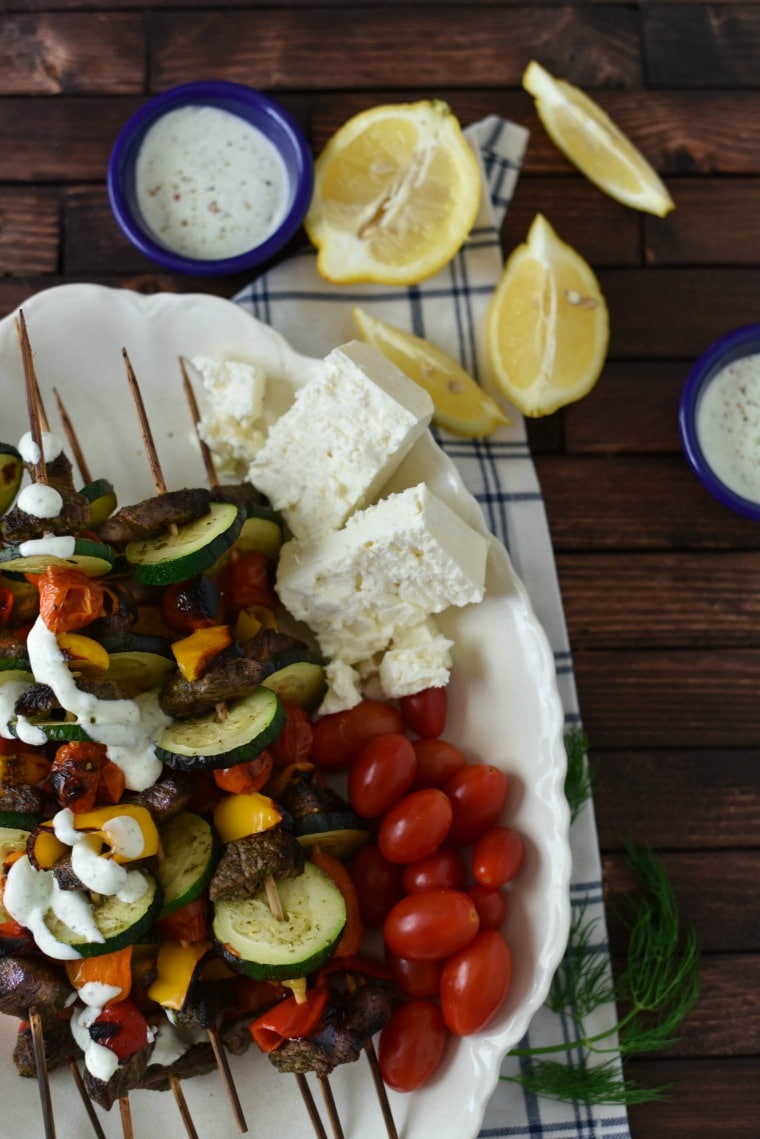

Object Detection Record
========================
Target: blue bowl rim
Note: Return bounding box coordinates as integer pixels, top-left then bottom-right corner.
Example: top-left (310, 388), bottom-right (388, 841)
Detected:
top-left (106, 80), bottom-right (314, 277)
top-left (678, 322), bottom-right (760, 521)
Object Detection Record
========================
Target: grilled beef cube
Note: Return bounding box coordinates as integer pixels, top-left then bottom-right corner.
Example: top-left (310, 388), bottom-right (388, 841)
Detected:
top-left (13, 1015), bottom-right (76, 1077)
top-left (268, 982), bottom-right (396, 1079)
top-left (240, 627), bottom-right (302, 663)
top-left (210, 483), bottom-right (272, 512)
top-left (140, 1039), bottom-right (218, 1091)
top-left (124, 771), bottom-right (195, 823)
top-left (209, 829), bottom-right (305, 902)
top-left (83, 1043), bottom-right (152, 1110)
top-left (0, 780), bottom-right (45, 819)
top-left (97, 487), bottom-right (211, 546)
top-left (53, 856), bottom-right (87, 892)
top-left (3, 488), bottom-right (90, 544)
top-left (220, 1014), bottom-right (256, 1056)
top-left (0, 956), bottom-right (73, 1022)
top-left (277, 770), bottom-right (348, 823)
top-left (171, 981), bottom-right (234, 1031)
top-left (158, 654), bottom-right (268, 720)
top-left (13, 682), bottom-right (60, 719)
top-left (0, 628), bottom-right (29, 664)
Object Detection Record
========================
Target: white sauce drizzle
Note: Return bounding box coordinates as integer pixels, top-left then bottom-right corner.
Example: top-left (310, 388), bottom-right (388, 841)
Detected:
top-left (149, 1021), bottom-right (206, 1069)
top-left (19, 534), bottom-right (76, 559)
top-left (135, 105), bottom-right (289, 261)
top-left (0, 678), bottom-right (32, 740)
top-left (3, 855), bottom-right (101, 960)
top-left (17, 483), bottom-right (63, 519)
top-left (17, 431), bottom-right (64, 466)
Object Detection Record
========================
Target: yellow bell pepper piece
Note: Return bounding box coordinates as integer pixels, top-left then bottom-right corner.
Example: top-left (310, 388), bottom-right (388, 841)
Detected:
top-left (57, 632), bottom-right (110, 675)
top-left (213, 791), bottom-right (283, 844)
top-left (67, 804), bottom-right (159, 863)
top-left (171, 625), bottom-right (233, 682)
top-left (234, 606), bottom-right (278, 643)
top-left (147, 939), bottom-right (212, 1010)
top-left (27, 826), bottom-right (68, 871)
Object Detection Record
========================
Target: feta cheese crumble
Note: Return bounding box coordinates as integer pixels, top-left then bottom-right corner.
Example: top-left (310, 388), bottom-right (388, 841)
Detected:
top-left (194, 355), bottom-right (268, 477)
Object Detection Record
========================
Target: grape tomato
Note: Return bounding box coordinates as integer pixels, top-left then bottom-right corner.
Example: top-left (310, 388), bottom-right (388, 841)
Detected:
top-left (440, 930), bottom-right (512, 1036)
top-left (378, 999), bottom-right (448, 1092)
top-left (411, 737), bottom-right (468, 789)
top-left (444, 764), bottom-right (509, 846)
top-left (378, 788), bottom-right (453, 865)
top-left (385, 951), bottom-right (443, 999)
top-left (349, 844), bottom-right (403, 927)
top-left (311, 700), bottom-right (403, 771)
top-left (348, 732), bottom-right (416, 818)
top-left (467, 883), bottom-right (508, 931)
top-left (383, 888), bottom-right (479, 961)
top-left (472, 825), bottom-right (525, 887)
top-left (401, 846), bottom-right (467, 894)
top-left (399, 686), bottom-right (447, 738)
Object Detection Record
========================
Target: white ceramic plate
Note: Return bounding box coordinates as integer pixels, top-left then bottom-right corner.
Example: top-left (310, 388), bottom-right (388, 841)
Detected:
top-left (0, 284), bottom-right (570, 1139)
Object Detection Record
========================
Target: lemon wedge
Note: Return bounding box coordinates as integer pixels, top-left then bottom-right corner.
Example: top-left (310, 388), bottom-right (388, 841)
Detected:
top-left (523, 60), bottom-right (675, 218)
top-left (486, 214), bottom-right (609, 417)
top-left (305, 101), bottom-right (482, 285)
top-left (352, 306), bottom-right (509, 437)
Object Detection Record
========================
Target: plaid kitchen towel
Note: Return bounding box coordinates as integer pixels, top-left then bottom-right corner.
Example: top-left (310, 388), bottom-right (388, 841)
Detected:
top-left (235, 116), bottom-right (632, 1139)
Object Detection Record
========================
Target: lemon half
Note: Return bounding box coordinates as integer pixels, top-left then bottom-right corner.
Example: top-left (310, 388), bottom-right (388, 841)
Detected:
top-left (523, 61), bottom-right (674, 218)
top-left (486, 214), bottom-right (609, 418)
top-left (352, 306), bottom-right (509, 438)
top-left (305, 101), bottom-right (482, 285)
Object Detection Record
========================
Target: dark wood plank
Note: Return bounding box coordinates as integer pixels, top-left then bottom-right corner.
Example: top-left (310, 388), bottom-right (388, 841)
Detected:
top-left (0, 13), bottom-right (144, 94)
top-left (536, 455), bottom-right (760, 550)
top-left (0, 187), bottom-right (59, 272)
top-left (627, 1059), bottom-right (760, 1138)
top-left (0, 97), bottom-right (144, 180)
top-left (602, 851), bottom-right (760, 953)
top-left (505, 174), bottom-right (642, 267)
top-left (149, 7), bottom-right (642, 91)
top-left (576, 650), bottom-right (760, 749)
top-left (557, 551), bottom-right (760, 649)
top-left (643, 4), bottom-right (760, 88)
top-left (645, 179), bottom-right (760, 265)
top-left (562, 361), bottom-right (685, 454)
top-left (594, 748), bottom-right (760, 848)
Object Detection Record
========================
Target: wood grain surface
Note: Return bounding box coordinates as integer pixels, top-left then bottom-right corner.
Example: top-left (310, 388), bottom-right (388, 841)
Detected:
top-left (0, 4), bottom-right (757, 1137)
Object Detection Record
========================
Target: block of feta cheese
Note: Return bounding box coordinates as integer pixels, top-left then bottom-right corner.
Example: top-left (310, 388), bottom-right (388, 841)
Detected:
top-left (194, 356), bottom-right (268, 478)
top-left (247, 340), bottom-right (434, 543)
top-left (378, 617), bottom-right (454, 698)
top-left (276, 482), bottom-right (488, 664)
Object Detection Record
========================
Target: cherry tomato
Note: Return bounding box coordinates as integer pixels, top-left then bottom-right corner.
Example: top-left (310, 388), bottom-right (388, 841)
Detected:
top-left (440, 930), bottom-right (512, 1036)
top-left (159, 574), bottom-right (223, 634)
top-left (155, 893), bottom-right (211, 943)
top-left (467, 883), bottom-right (508, 931)
top-left (411, 737), bottom-right (468, 789)
top-left (385, 951), bottom-right (443, 999)
top-left (311, 700), bottom-right (403, 771)
top-left (348, 733), bottom-right (416, 818)
top-left (472, 825), bottom-right (525, 887)
top-left (213, 750), bottom-right (273, 795)
top-left (399, 686), bottom-right (447, 738)
top-left (444, 764), bottom-right (509, 846)
top-left (401, 846), bottom-right (467, 894)
top-left (269, 702), bottom-right (313, 768)
top-left (349, 844), bottom-right (404, 927)
top-left (384, 888), bottom-right (479, 961)
top-left (378, 999), bottom-right (448, 1092)
top-left (378, 788), bottom-right (453, 865)
top-left (217, 551), bottom-right (276, 619)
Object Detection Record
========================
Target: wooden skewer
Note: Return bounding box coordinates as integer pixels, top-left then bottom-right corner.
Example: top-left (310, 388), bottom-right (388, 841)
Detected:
top-left (122, 347), bottom-right (169, 496)
top-left (54, 386), bottom-right (92, 484)
top-left (344, 973), bottom-right (398, 1139)
top-left (15, 310), bottom-right (48, 485)
top-left (67, 1058), bottom-right (108, 1139)
top-left (179, 356), bottom-right (220, 488)
top-left (319, 1075), bottom-right (346, 1139)
top-left (28, 1007), bottom-right (56, 1139)
top-left (170, 1072), bottom-right (200, 1139)
top-left (207, 1027), bottom-right (248, 1133)
top-left (295, 1073), bottom-right (329, 1139)
top-left (119, 1093), bottom-right (135, 1139)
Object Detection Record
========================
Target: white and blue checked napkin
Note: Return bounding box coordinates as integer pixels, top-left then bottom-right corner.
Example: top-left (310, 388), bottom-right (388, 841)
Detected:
top-left (235, 116), bottom-right (632, 1139)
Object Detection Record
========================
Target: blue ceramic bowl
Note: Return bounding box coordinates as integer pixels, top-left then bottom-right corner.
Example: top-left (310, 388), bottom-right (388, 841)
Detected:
top-left (107, 81), bottom-right (314, 276)
top-left (678, 324), bottom-right (760, 521)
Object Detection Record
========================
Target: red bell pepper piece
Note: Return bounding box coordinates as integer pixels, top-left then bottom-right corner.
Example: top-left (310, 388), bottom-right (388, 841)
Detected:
top-left (249, 986), bottom-right (330, 1053)
top-left (90, 999), bottom-right (152, 1061)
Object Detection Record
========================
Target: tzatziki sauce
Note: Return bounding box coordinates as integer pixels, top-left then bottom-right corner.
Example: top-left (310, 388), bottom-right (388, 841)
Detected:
top-left (696, 353), bottom-right (760, 504)
top-left (135, 105), bottom-right (289, 260)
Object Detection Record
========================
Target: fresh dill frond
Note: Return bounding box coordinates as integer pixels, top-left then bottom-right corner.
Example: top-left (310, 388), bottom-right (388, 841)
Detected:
top-left (504, 1057), bottom-right (670, 1106)
top-left (563, 726), bottom-right (593, 823)
top-left (507, 837), bottom-right (700, 1105)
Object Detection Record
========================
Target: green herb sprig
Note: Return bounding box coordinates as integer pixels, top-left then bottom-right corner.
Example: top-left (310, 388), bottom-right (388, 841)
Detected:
top-left (502, 731), bottom-right (701, 1106)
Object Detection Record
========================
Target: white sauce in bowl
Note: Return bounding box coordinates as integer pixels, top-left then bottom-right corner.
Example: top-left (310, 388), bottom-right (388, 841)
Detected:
top-left (696, 353), bottom-right (760, 503)
top-left (135, 105), bottom-right (289, 260)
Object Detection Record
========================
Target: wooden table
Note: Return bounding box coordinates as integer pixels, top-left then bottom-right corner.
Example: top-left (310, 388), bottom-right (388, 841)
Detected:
top-left (0, 4), bottom-right (758, 1138)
